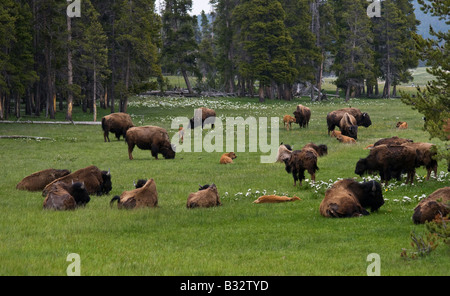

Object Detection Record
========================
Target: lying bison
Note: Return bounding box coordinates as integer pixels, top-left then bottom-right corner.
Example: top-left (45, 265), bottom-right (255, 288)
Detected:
top-left (110, 178), bottom-right (158, 209)
top-left (412, 187), bottom-right (450, 224)
top-left (43, 181), bottom-right (90, 211)
top-left (355, 144), bottom-right (416, 185)
top-left (16, 168), bottom-right (71, 191)
top-left (373, 136), bottom-right (413, 147)
top-left (326, 107), bottom-right (371, 135)
top-left (284, 148), bottom-right (319, 186)
top-left (339, 113), bottom-right (358, 139)
top-left (126, 126), bottom-right (176, 160)
top-left (187, 184), bottom-right (221, 208)
top-left (189, 107), bottom-right (216, 129)
top-left (319, 179), bottom-right (384, 218)
top-left (293, 104), bottom-right (311, 128)
top-left (43, 165), bottom-right (112, 196)
top-left (102, 112), bottom-right (134, 142)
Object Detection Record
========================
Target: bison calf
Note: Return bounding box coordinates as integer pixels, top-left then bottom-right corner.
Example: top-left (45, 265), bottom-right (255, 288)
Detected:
top-left (101, 112), bottom-right (134, 142)
top-left (126, 126), bottom-right (176, 160)
top-left (16, 168), bottom-right (70, 191)
top-left (253, 195), bottom-right (301, 204)
top-left (412, 187), bottom-right (450, 224)
top-left (319, 179), bottom-right (384, 218)
top-left (43, 181), bottom-right (90, 211)
top-left (283, 115), bottom-right (296, 130)
top-left (110, 178), bottom-right (158, 209)
top-left (187, 184), bottom-right (221, 208)
top-left (220, 152), bottom-right (237, 164)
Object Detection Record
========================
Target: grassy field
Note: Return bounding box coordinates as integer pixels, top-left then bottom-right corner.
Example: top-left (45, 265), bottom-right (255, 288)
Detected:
top-left (1, 92), bottom-right (449, 276)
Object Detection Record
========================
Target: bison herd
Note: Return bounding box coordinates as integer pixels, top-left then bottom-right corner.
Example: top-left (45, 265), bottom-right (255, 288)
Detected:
top-left (15, 105), bottom-right (449, 226)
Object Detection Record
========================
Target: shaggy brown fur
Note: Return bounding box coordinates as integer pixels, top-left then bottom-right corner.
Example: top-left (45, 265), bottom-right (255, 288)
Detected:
top-left (190, 107), bottom-right (217, 128)
top-left (110, 178), bottom-right (158, 209)
top-left (339, 112), bottom-right (358, 139)
top-left (373, 136), bottom-right (413, 147)
top-left (16, 168), bottom-right (70, 191)
top-left (412, 187), bottom-right (450, 224)
top-left (220, 152), bottom-right (237, 164)
top-left (126, 126), bottom-right (175, 160)
top-left (330, 130), bottom-right (342, 138)
top-left (276, 144), bottom-right (292, 163)
top-left (396, 121), bottom-right (408, 129)
top-left (42, 165), bottom-right (111, 196)
top-left (101, 112), bottom-right (134, 142)
top-left (337, 134), bottom-right (356, 144)
top-left (302, 143), bottom-right (328, 157)
top-left (284, 149), bottom-right (318, 186)
top-left (401, 142), bottom-right (438, 180)
top-left (283, 115), bottom-right (296, 130)
top-left (326, 108), bottom-right (371, 134)
top-left (43, 181), bottom-right (90, 211)
top-left (293, 104), bottom-right (311, 128)
top-left (253, 195), bottom-right (301, 203)
top-left (186, 184), bottom-right (221, 208)
top-left (319, 179), bottom-right (384, 218)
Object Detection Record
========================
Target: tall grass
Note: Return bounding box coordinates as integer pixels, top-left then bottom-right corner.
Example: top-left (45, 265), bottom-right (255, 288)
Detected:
top-left (0, 93), bottom-right (448, 275)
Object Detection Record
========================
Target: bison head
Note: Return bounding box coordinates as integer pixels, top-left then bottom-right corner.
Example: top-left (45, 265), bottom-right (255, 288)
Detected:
top-left (355, 158), bottom-right (368, 177)
top-left (100, 170), bottom-right (112, 195)
top-left (361, 112), bottom-right (372, 127)
top-left (69, 182), bottom-right (91, 206)
top-left (359, 180), bottom-right (384, 212)
top-left (162, 143), bottom-right (176, 159)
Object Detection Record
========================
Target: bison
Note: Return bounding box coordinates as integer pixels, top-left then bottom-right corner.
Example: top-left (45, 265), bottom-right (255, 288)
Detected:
top-left (293, 104), bottom-right (311, 128)
top-left (326, 107), bottom-right (371, 135)
top-left (401, 142), bottom-right (438, 180)
top-left (16, 168), bottom-right (71, 191)
top-left (110, 178), bottom-right (158, 209)
top-left (125, 126), bottom-right (176, 160)
top-left (186, 184), bottom-right (221, 208)
top-left (101, 112), bottom-right (134, 142)
top-left (42, 165), bottom-right (112, 196)
top-left (253, 195), bottom-right (301, 204)
top-left (302, 142), bottom-right (328, 157)
top-left (189, 107), bottom-right (216, 129)
top-left (412, 187), bottom-right (450, 224)
top-left (355, 144), bottom-right (416, 185)
top-left (284, 149), bottom-right (319, 186)
top-left (336, 134), bottom-right (356, 144)
top-left (396, 121), bottom-right (408, 129)
top-left (373, 136), bottom-right (413, 147)
top-left (319, 179), bottom-right (384, 218)
top-left (43, 181), bottom-right (90, 211)
top-left (220, 152), bottom-right (237, 164)
top-left (283, 115), bottom-right (296, 130)
top-left (276, 143), bottom-right (293, 163)
top-left (339, 112), bottom-right (358, 139)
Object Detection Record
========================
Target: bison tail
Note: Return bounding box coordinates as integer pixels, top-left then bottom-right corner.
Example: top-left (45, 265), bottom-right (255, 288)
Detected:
top-left (101, 117), bottom-right (106, 131)
top-left (110, 196), bottom-right (120, 207)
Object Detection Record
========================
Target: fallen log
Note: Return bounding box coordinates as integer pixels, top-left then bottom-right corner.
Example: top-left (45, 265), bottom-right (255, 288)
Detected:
top-left (0, 135), bottom-right (54, 141)
top-left (0, 120), bottom-right (101, 125)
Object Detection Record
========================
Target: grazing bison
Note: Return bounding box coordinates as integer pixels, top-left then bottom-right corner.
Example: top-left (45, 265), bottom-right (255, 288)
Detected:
top-left (43, 181), bottom-right (90, 211)
top-left (319, 179), bottom-right (384, 218)
top-left (16, 168), bottom-right (71, 191)
top-left (293, 105), bottom-right (311, 128)
top-left (189, 107), bottom-right (216, 129)
top-left (373, 136), bottom-right (413, 147)
top-left (412, 187), bottom-right (450, 224)
top-left (396, 121), bottom-right (408, 129)
top-left (253, 195), bottom-right (301, 204)
top-left (43, 165), bottom-right (112, 196)
top-left (283, 115), bottom-right (296, 130)
top-left (110, 178), bottom-right (158, 209)
top-left (355, 144), bottom-right (416, 185)
top-left (126, 126), bottom-right (176, 160)
top-left (326, 107), bottom-right (371, 135)
top-left (220, 152), bottom-right (237, 164)
top-left (339, 113), bottom-right (358, 139)
top-left (101, 112), bottom-right (134, 142)
top-left (284, 149), bottom-right (319, 186)
top-left (187, 184), bottom-right (221, 208)
top-left (402, 142), bottom-right (438, 180)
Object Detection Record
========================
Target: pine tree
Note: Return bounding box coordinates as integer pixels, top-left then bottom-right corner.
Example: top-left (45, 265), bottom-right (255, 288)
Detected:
top-left (197, 10), bottom-right (216, 91)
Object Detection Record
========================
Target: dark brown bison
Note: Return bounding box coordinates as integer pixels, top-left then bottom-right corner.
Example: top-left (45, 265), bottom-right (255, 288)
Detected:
top-left (412, 187), bottom-right (450, 224)
top-left (187, 184), bottom-right (221, 208)
top-left (125, 126), bottom-right (176, 160)
top-left (319, 179), bottom-right (384, 218)
top-left (189, 107), bottom-right (216, 129)
top-left (43, 181), bottom-right (90, 211)
top-left (401, 142), bottom-right (438, 180)
top-left (101, 112), bottom-right (134, 142)
top-left (302, 142), bottom-right (328, 157)
top-left (284, 149), bottom-right (319, 186)
top-left (326, 107), bottom-right (371, 135)
top-left (42, 165), bottom-right (112, 196)
top-left (373, 136), bottom-right (413, 147)
top-left (276, 143), bottom-right (293, 163)
top-left (355, 144), bottom-right (416, 185)
top-left (16, 168), bottom-right (71, 191)
top-left (293, 104), bottom-right (311, 128)
top-left (339, 112), bottom-right (358, 139)
top-left (110, 178), bottom-right (158, 209)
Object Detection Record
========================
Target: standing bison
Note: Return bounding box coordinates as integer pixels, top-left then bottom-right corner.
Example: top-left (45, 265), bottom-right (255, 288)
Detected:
top-left (42, 165), bottom-right (112, 196)
top-left (284, 149), bottom-right (319, 186)
top-left (293, 104), bottom-right (311, 128)
top-left (355, 144), bottom-right (416, 185)
top-left (401, 142), bottom-right (438, 180)
top-left (412, 187), bottom-right (450, 224)
top-left (326, 107), bottom-right (371, 135)
top-left (189, 107), bottom-right (216, 129)
top-left (102, 112), bottom-right (134, 142)
top-left (126, 126), bottom-right (176, 160)
top-left (110, 178), bottom-right (158, 209)
top-left (319, 179), bottom-right (384, 218)
top-left (43, 181), bottom-right (90, 211)
top-left (187, 184), bottom-right (221, 208)
top-left (339, 113), bottom-right (358, 139)
top-left (16, 168), bottom-right (71, 191)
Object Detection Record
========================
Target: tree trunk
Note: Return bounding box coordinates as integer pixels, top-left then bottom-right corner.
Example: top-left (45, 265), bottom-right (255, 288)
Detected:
top-left (93, 61), bottom-right (97, 122)
top-left (258, 82), bottom-right (265, 102)
top-left (66, 14), bottom-right (73, 121)
top-left (345, 85), bottom-right (351, 102)
top-left (181, 69), bottom-right (193, 94)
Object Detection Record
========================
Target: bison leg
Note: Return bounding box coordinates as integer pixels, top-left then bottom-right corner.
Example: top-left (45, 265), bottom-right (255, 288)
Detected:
top-left (151, 144), bottom-right (159, 160)
top-left (104, 130), bottom-right (110, 142)
top-left (128, 143), bottom-right (135, 160)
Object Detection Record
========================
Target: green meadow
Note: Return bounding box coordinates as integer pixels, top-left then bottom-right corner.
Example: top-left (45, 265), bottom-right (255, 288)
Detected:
top-left (0, 72), bottom-right (449, 276)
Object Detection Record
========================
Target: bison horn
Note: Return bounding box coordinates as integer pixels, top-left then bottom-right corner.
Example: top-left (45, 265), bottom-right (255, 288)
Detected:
top-left (107, 168), bottom-right (111, 175)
